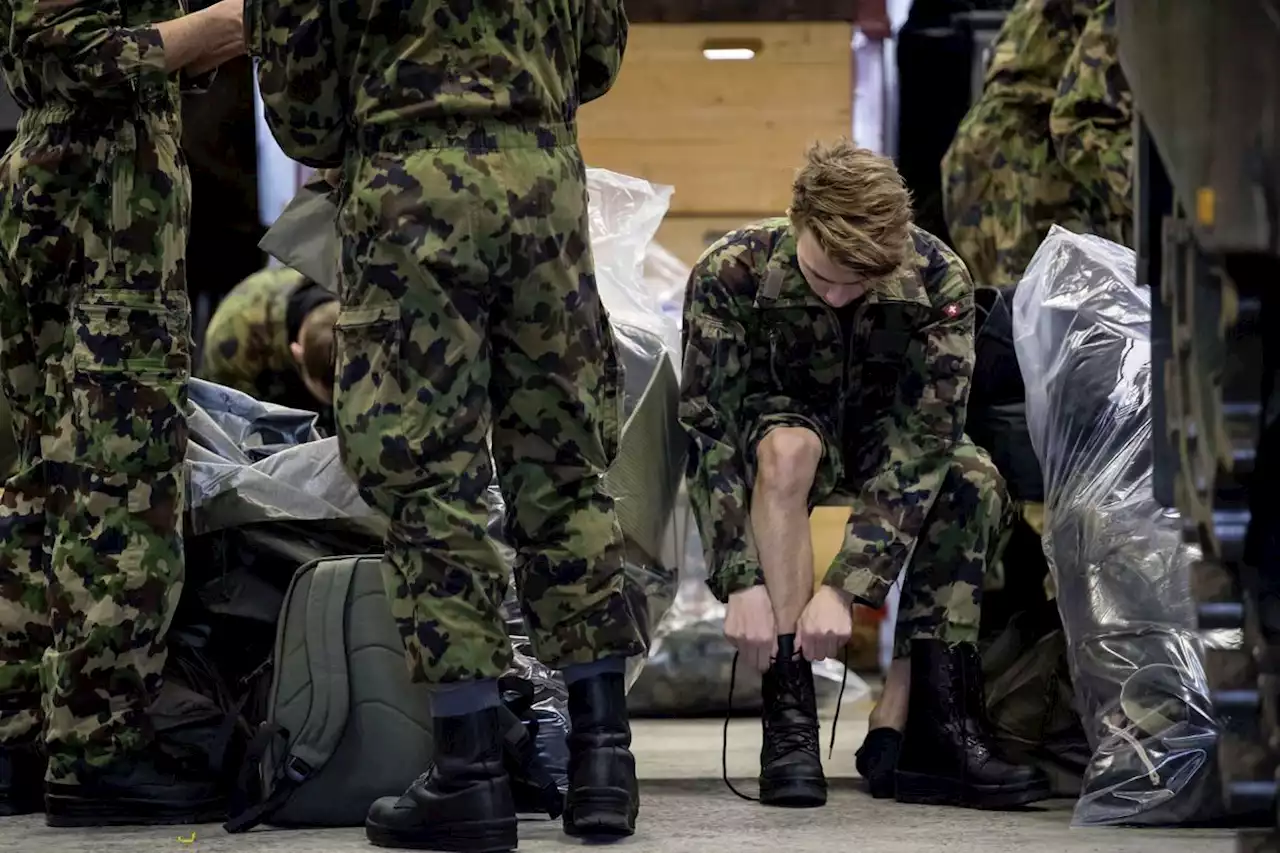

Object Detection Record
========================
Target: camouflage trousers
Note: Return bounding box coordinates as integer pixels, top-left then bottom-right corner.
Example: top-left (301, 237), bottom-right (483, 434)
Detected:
top-left (334, 127), bottom-right (646, 684)
top-left (0, 106), bottom-right (191, 783)
top-left (826, 440), bottom-right (1009, 658)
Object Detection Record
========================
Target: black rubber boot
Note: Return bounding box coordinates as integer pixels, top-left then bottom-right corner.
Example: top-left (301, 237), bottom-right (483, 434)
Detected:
top-left (563, 670), bottom-right (638, 839)
top-left (895, 640), bottom-right (1052, 809)
top-left (758, 635), bottom-right (827, 807)
top-left (0, 741), bottom-right (46, 816)
top-left (855, 727), bottom-right (902, 799)
top-left (365, 708), bottom-right (518, 852)
top-left (44, 741), bottom-right (227, 827)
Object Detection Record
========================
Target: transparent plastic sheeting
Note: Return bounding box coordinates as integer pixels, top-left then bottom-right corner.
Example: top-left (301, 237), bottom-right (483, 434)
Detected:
top-left (1012, 225), bottom-right (1237, 826)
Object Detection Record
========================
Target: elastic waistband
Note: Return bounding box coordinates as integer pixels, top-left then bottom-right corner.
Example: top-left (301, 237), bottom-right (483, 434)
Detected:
top-left (356, 120), bottom-right (579, 153)
top-left (17, 99), bottom-right (179, 137)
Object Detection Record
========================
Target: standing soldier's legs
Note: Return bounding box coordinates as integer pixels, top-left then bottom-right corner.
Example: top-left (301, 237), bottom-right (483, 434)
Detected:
top-left (885, 441), bottom-right (1050, 808)
top-left (340, 147), bottom-right (523, 853)
top-left (9, 116), bottom-right (216, 827)
top-left (0, 128), bottom-right (63, 813)
top-left (489, 145), bottom-right (646, 837)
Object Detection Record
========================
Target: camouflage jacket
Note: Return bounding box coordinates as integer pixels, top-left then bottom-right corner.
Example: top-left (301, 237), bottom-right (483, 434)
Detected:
top-left (249, 0), bottom-right (628, 168)
top-left (200, 266), bottom-right (310, 407)
top-left (942, 0), bottom-right (1131, 286)
top-left (0, 0), bottom-right (210, 114)
top-left (679, 218), bottom-right (976, 607)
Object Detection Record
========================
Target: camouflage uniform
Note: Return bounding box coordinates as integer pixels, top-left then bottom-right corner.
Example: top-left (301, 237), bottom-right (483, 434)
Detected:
top-left (0, 0), bottom-right (197, 782)
top-left (199, 266), bottom-right (324, 412)
top-left (680, 219), bottom-right (1006, 658)
top-left (252, 0), bottom-right (646, 682)
top-left (941, 0), bottom-right (1133, 288)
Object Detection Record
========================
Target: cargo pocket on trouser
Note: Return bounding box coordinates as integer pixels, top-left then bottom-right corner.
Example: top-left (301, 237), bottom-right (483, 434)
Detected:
top-left (599, 312), bottom-right (623, 468)
top-left (332, 303), bottom-right (403, 496)
top-left (68, 289), bottom-right (190, 489)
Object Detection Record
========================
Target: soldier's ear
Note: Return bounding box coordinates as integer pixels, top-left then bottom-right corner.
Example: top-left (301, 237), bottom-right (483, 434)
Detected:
top-left (290, 341), bottom-right (305, 364)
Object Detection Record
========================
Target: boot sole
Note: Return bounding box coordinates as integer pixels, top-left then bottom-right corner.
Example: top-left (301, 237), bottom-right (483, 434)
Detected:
top-left (44, 794), bottom-right (226, 827)
top-left (759, 777), bottom-right (828, 808)
top-left (563, 787), bottom-right (637, 838)
top-left (365, 816), bottom-right (519, 852)
top-left (894, 771), bottom-right (1053, 810)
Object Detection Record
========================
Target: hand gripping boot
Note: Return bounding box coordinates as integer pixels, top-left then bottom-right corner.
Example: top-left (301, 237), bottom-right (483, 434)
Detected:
top-left (758, 635), bottom-right (827, 807)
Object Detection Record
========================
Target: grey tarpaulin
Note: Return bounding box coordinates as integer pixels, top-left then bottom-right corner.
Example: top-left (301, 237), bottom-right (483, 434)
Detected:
top-left (1012, 225), bottom-right (1236, 826)
top-left (257, 172), bottom-right (339, 290)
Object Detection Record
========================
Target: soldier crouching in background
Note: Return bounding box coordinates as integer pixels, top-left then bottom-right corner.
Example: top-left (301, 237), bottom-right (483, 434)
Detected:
top-left (200, 265), bottom-right (338, 428)
top-left (679, 140), bottom-right (1052, 810)
top-left (0, 0), bottom-right (246, 826)
top-left (251, 0), bottom-right (647, 849)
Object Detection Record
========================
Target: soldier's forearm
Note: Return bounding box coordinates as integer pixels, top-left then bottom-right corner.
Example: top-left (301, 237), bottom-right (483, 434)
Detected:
top-left (157, 0), bottom-right (245, 74)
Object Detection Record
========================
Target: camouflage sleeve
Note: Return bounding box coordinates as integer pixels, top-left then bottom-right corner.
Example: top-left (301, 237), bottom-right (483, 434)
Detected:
top-left (579, 0), bottom-right (628, 105)
top-left (1050, 0), bottom-right (1133, 207)
top-left (678, 250), bottom-right (765, 604)
top-left (9, 0), bottom-right (171, 99)
top-left (823, 253), bottom-right (976, 609)
top-left (249, 0), bottom-right (348, 168)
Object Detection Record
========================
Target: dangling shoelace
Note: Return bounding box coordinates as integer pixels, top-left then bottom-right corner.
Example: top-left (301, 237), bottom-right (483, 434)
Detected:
top-left (720, 648), bottom-right (850, 802)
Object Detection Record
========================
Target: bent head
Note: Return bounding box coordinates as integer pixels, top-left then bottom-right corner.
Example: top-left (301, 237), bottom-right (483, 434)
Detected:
top-left (290, 299), bottom-right (340, 405)
top-left (789, 140), bottom-right (913, 308)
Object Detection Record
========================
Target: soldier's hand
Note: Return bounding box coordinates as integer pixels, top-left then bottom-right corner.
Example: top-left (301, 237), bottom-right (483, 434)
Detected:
top-left (724, 585), bottom-right (777, 673)
top-left (796, 585), bottom-right (854, 663)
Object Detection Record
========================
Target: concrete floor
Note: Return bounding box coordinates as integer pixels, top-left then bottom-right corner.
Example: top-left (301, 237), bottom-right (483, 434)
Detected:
top-left (0, 712), bottom-right (1239, 853)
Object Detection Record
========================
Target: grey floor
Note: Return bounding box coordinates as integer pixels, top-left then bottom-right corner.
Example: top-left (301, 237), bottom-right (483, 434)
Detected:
top-left (0, 712), bottom-right (1239, 853)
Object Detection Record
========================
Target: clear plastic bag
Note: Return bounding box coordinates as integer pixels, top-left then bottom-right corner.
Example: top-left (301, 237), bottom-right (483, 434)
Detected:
top-left (1012, 225), bottom-right (1227, 826)
top-left (587, 168), bottom-right (682, 369)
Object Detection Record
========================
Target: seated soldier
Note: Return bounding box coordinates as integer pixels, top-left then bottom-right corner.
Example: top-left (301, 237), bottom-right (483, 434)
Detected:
top-left (679, 140), bottom-right (1051, 810)
top-left (200, 266), bottom-right (338, 421)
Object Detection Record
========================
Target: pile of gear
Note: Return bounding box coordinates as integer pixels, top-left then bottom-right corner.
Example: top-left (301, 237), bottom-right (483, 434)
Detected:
top-left (162, 168), bottom-right (687, 829)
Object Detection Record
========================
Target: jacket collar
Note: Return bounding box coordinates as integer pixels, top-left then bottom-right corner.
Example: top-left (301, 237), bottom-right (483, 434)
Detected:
top-left (754, 224), bottom-right (932, 311)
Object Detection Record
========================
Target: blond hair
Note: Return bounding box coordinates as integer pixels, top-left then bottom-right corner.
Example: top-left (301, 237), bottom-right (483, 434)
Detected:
top-left (299, 300), bottom-right (339, 390)
top-left (789, 139), bottom-right (913, 278)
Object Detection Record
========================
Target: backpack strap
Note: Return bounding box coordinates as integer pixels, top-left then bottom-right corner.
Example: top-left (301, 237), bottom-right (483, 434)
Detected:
top-left (224, 555), bottom-right (363, 834)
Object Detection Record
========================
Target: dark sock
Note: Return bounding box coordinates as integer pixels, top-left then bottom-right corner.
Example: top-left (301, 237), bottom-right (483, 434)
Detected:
top-left (429, 678), bottom-right (502, 718)
top-left (562, 655), bottom-right (627, 686)
top-left (776, 633), bottom-right (798, 660)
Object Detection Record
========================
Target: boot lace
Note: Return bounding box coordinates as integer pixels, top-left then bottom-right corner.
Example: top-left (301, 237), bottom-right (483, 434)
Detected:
top-left (720, 649), bottom-right (849, 802)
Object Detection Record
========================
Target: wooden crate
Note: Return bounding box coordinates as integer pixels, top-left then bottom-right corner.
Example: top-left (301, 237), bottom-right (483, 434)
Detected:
top-left (579, 22), bottom-right (854, 217)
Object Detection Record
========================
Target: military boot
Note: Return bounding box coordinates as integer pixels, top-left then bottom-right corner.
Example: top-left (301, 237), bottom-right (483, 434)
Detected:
top-left (895, 639), bottom-right (1052, 809)
top-left (44, 740), bottom-right (227, 826)
top-left (365, 707), bottom-right (518, 852)
top-left (759, 635), bottom-right (826, 807)
top-left (0, 741), bottom-right (46, 816)
top-left (563, 670), bottom-right (638, 838)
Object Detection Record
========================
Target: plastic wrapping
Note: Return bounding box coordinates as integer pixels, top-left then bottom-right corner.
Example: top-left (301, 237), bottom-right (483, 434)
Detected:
top-left (1012, 225), bottom-right (1229, 826)
top-left (587, 167), bottom-right (682, 368)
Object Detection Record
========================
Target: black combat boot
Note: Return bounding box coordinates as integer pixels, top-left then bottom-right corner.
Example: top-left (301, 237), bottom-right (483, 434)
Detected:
top-left (365, 707), bottom-right (518, 852)
top-left (759, 635), bottom-right (826, 807)
top-left (44, 740), bottom-right (227, 826)
top-left (563, 670), bottom-right (638, 838)
top-left (895, 639), bottom-right (1052, 809)
top-left (0, 741), bottom-right (46, 816)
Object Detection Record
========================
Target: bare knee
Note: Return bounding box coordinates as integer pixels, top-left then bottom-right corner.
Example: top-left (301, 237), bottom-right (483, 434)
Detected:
top-left (755, 427), bottom-right (822, 503)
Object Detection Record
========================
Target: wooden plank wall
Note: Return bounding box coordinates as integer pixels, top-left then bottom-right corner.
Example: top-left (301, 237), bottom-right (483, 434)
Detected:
top-left (579, 17), bottom-right (855, 266)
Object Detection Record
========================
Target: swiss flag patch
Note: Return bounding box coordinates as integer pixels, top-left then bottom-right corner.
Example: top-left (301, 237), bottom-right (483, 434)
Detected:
top-left (944, 303), bottom-right (960, 318)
